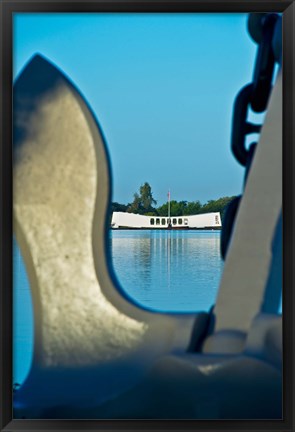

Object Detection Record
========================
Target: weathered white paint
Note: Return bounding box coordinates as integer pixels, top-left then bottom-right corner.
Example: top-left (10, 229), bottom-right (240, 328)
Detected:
top-left (213, 70), bottom-right (282, 333)
top-left (12, 53), bottom-right (282, 420)
top-left (13, 55), bottom-right (197, 412)
top-left (111, 211), bottom-right (222, 229)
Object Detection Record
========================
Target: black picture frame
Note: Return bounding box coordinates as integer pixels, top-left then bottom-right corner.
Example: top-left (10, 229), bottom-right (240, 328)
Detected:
top-left (1, 1), bottom-right (294, 431)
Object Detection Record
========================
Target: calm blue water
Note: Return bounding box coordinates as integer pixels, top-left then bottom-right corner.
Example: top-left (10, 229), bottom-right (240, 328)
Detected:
top-left (110, 230), bottom-right (222, 312)
top-left (13, 230), bottom-right (223, 386)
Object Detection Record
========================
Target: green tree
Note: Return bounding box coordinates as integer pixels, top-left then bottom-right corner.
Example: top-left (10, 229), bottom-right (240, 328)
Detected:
top-left (170, 200), bottom-right (182, 216)
top-left (183, 200), bottom-right (202, 215)
top-left (157, 199), bottom-right (201, 216)
top-left (139, 182), bottom-right (157, 213)
top-left (157, 202), bottom-right (168, 216)
top-left (128, 192), bottom-right (142, 214)
top-left (200, 196), bottom-right (236, 221)
top-left (111, 202), bottom-right (128, 213)
top-left (128, 182), bottom-right (157, 214)
top-left (117, 191), bottom-right (236, 222)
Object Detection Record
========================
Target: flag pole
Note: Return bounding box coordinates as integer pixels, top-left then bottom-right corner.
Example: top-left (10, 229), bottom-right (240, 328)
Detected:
top-left (168, 190), bottom-right (170, 219)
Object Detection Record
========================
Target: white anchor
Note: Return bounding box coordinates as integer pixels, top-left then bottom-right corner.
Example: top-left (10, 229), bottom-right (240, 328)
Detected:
top-left (13, 54), bottom-right (282, 419)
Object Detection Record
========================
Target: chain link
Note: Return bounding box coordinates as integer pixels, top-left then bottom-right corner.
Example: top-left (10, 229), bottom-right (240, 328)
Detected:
top-left (250, 13), bottom-right (278, 112)
top-left (221, 13), bottom-right (281, 260)
top-left (231, 84), bottom-right (261, 166)
top-left (231, 13), bottom-right (280, 167)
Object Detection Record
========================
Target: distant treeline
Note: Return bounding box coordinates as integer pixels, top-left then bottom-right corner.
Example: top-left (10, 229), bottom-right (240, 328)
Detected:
top-left (111, 182), bottom-right (236, 222)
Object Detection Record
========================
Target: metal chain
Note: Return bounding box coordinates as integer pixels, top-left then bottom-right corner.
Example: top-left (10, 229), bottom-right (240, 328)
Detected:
top-left (231, 13), bottom-right (280, 167)
top-left (221, 13), bottom-right (281, 260)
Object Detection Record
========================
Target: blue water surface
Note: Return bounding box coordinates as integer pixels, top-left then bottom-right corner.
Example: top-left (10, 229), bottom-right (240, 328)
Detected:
top-left (13, 238), bottom-right (34, 388)
top-left (110, 230), bottom-right (222, 312)
top-left (13, 230), bottom-right (223, 385)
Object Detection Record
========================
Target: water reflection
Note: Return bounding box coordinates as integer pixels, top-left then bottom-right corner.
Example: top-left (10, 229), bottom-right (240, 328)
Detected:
top-left (13, 230), bottom-right (222, 383)
top-left (13, 238), bottom-right (34, 385)
top-left (110, 230), bottom-right (223, 312)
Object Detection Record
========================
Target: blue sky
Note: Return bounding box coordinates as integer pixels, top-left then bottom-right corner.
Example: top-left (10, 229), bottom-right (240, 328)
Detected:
top-left (14, 13), bottom-right (257, 205)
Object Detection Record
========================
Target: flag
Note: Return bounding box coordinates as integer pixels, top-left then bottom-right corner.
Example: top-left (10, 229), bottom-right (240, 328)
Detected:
top-left (167, 190), bottom-right (170, 201)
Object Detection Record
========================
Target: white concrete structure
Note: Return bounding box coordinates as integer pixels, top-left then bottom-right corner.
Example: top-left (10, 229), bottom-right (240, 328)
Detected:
top-left (111, 211), bottom-right (222, 229)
